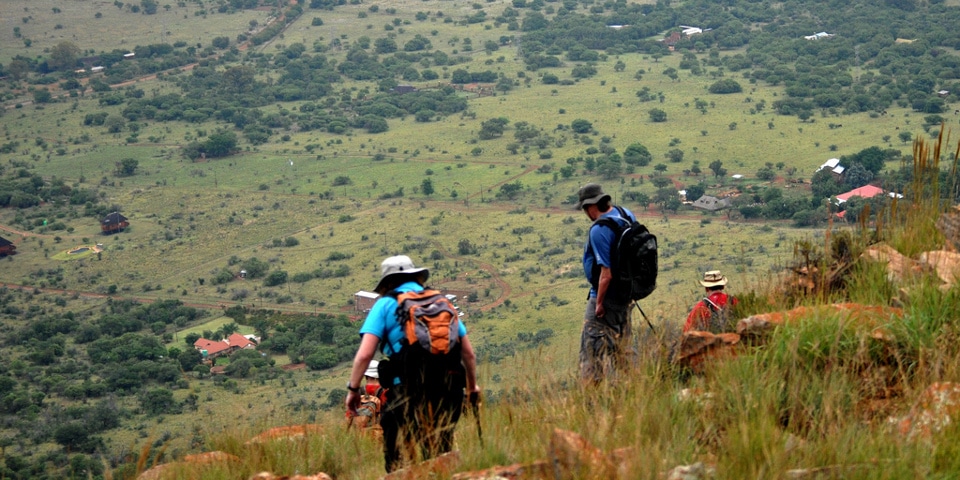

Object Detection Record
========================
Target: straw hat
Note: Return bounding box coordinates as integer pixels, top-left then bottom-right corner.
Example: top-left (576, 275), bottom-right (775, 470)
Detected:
top-left (699, 270), bottom-right (728, 288)
top-left (364, 360), bottom-right (379, 379)
top-left (575, 183), bottom-right (611, 209)
top-left (373, 255), bottom-right (429, 294)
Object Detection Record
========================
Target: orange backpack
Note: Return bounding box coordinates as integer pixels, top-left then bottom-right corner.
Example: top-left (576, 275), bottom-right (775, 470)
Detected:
top-left (394, 289), bottom-right (460, 354)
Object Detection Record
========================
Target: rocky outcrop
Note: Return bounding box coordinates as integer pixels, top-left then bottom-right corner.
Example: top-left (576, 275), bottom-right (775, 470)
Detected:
top-left (895, 382), bottom-right (960, 440)
top-left (736, 303), bottom-right (903, 340)
top-left (673, 332), bottom-right (742, 373)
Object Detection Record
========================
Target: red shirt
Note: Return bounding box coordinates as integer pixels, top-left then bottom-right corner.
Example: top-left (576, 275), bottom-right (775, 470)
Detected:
top-left (683, 291), bottom-right (735, 333)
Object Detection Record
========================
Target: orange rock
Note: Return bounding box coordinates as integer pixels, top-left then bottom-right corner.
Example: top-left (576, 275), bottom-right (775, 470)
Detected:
top-left (246, 424), bottom-right (324, 445)
top-left (862, 244), bottom-right (925, 283)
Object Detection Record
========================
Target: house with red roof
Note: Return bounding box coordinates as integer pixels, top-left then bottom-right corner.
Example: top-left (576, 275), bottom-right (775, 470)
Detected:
top-left (193, 333), bottom-right (258, 359)
top-left (835, 185), bottom-right (886, 204)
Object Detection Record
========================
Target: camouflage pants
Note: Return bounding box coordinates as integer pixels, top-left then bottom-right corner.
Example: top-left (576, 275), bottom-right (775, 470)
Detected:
top-left (579, 297), bottom-right (633, 384)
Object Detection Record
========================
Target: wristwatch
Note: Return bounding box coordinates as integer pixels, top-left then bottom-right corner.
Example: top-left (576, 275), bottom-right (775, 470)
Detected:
top-left (346, 382), bottom-right (361, 393)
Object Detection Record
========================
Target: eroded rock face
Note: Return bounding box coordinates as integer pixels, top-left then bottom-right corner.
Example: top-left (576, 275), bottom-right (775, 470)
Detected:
top-left (862, 244), bottom-right (926, 283)
top-left (896, 382), bottom-right (960, 440)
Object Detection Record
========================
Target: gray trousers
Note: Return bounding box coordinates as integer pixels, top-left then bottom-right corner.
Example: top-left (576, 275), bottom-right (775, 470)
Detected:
top-left (579, 297), bottom-right (633, 384)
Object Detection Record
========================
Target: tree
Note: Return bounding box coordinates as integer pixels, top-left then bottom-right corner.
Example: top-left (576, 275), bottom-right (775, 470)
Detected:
top-left (115, 158), bottom-right (138, 177)
top-left (648, 108), bottom-right (667, 122)
top-left (666, 149), bottom-right (684, 163)
top-left (220, 66), bottom-right (256, 94)
top-left (653, 163), bottom-right (668, 175)
top-left (685, 183), bottom-right (705, 202)
top-left (479, 117), bottom-right (509, 140)
top-left (421, 178), bottom-right (435, 196)
top-left (623, 143), bottom-right (652, 166)
top-left (898, 131), bottom-right (913, 143)
top-left (140, 388), bottom-right (180, 415)
top-left (843, 162), bottom-right (874, 189)
top-left (204, 131), bottom-right (238, 158)
top-left (651, 176), bottom-right (672, 189)
top-left (708, 78), bottom-right (742, 94)
top-left (570, 119), bottom-right (593, 133)
top-left (709, 160), bottom-right (726, 178)
top-left (49, 41), bottom-right (81, 71)
top-left (374, 37), bottom-right (397, 54)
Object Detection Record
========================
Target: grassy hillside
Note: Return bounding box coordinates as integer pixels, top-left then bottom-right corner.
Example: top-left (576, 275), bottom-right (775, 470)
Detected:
top-left (1, 0), bottom-right (960, 478)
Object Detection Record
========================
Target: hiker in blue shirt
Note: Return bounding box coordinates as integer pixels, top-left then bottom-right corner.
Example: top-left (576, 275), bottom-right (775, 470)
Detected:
top-left (345, 255), bottom-right (480, 473)
top-left (578, 183), bottom-right (636, 384)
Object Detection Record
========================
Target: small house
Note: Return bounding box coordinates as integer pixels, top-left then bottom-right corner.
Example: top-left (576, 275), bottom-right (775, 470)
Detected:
top-left (101, 212), bottom-right (129, 234)
top-left (0, 237), bottom-right (15, 256)
top-left (691, 195), bottom-right (731, 212)
top-left (91, 66), bottom-right (105, 73)
top-left (835, 185), bottom-right (886, 204)
top-left (354, 290), bottom-right (379, 313)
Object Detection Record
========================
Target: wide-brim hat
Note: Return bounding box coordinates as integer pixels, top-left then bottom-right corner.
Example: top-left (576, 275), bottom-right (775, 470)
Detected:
top-left (699, 270), bottom-right (728, 287)
top-left (374, 255), bottom-right (429, 294)
top-left (575, 183), bottom-right (611, 209)
top-left (364, 360), bottom-right (379, 379)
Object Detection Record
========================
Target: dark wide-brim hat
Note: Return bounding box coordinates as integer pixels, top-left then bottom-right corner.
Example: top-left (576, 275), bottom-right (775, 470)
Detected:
top-left (575, 183), bottom-right (611, 209)
top-left (374, 255), bottom-right (429, 294)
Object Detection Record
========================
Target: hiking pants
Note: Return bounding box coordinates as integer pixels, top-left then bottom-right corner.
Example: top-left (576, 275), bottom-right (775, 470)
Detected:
top-left (579, 297), bottom-right (633, 384)
top-left (380, 381), bottom-right (464, 472)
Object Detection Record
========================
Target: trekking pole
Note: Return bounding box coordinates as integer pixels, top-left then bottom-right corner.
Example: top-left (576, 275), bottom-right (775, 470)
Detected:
top-left (634, 302), bottom-right (656, 333)
top-left (468, 391), bottom-right (484, 447)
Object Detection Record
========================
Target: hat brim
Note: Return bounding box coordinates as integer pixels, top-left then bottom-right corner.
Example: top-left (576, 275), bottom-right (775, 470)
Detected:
top-left (374, 269), bottom-right (429, 294)
top-left (699, 277), bottom-right (727, 287)
top-left (575, 193), bottom-right (611, 210)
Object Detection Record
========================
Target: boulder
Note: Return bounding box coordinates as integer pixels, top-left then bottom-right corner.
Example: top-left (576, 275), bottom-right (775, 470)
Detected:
top-left (673, 332), bottom-right (741, 373)
top-left (896, 382), bottom-right (960, 440)
top-left (918, 250), bottom-right (960, 288)
top-left (861, 244), bottom-right (925, 283)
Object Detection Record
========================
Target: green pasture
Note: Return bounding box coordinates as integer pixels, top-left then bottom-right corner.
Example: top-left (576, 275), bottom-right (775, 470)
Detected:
top-left (0, 0), bottom-right (271, 65)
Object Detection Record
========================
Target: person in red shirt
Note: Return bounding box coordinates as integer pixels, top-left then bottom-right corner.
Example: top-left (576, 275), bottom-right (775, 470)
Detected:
top-left (683, 270), bottom-right (737, 333)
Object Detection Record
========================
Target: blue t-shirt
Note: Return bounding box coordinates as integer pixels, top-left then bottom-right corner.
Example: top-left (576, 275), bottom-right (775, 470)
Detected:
top-left (582, 206), bottom-right (635, 298)
top-left (359, 281), bottom-right (468, 357)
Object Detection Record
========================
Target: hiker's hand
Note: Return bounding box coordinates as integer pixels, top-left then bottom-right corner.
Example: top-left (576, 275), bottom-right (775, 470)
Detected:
top-left (345, 390), bottom-right (360, 416)
top-left (467, 388), bottom-right (481, 409)
top-left (595, 303), bottom-right (606, 318)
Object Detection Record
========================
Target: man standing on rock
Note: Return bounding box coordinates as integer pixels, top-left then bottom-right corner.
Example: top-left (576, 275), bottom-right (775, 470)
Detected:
top-left (577, 183), bottom-right (637, 384)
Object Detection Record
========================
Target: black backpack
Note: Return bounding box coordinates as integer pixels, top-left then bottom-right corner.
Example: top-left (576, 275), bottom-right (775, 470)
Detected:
top-left (592, 206), bottom-right (658, 304)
